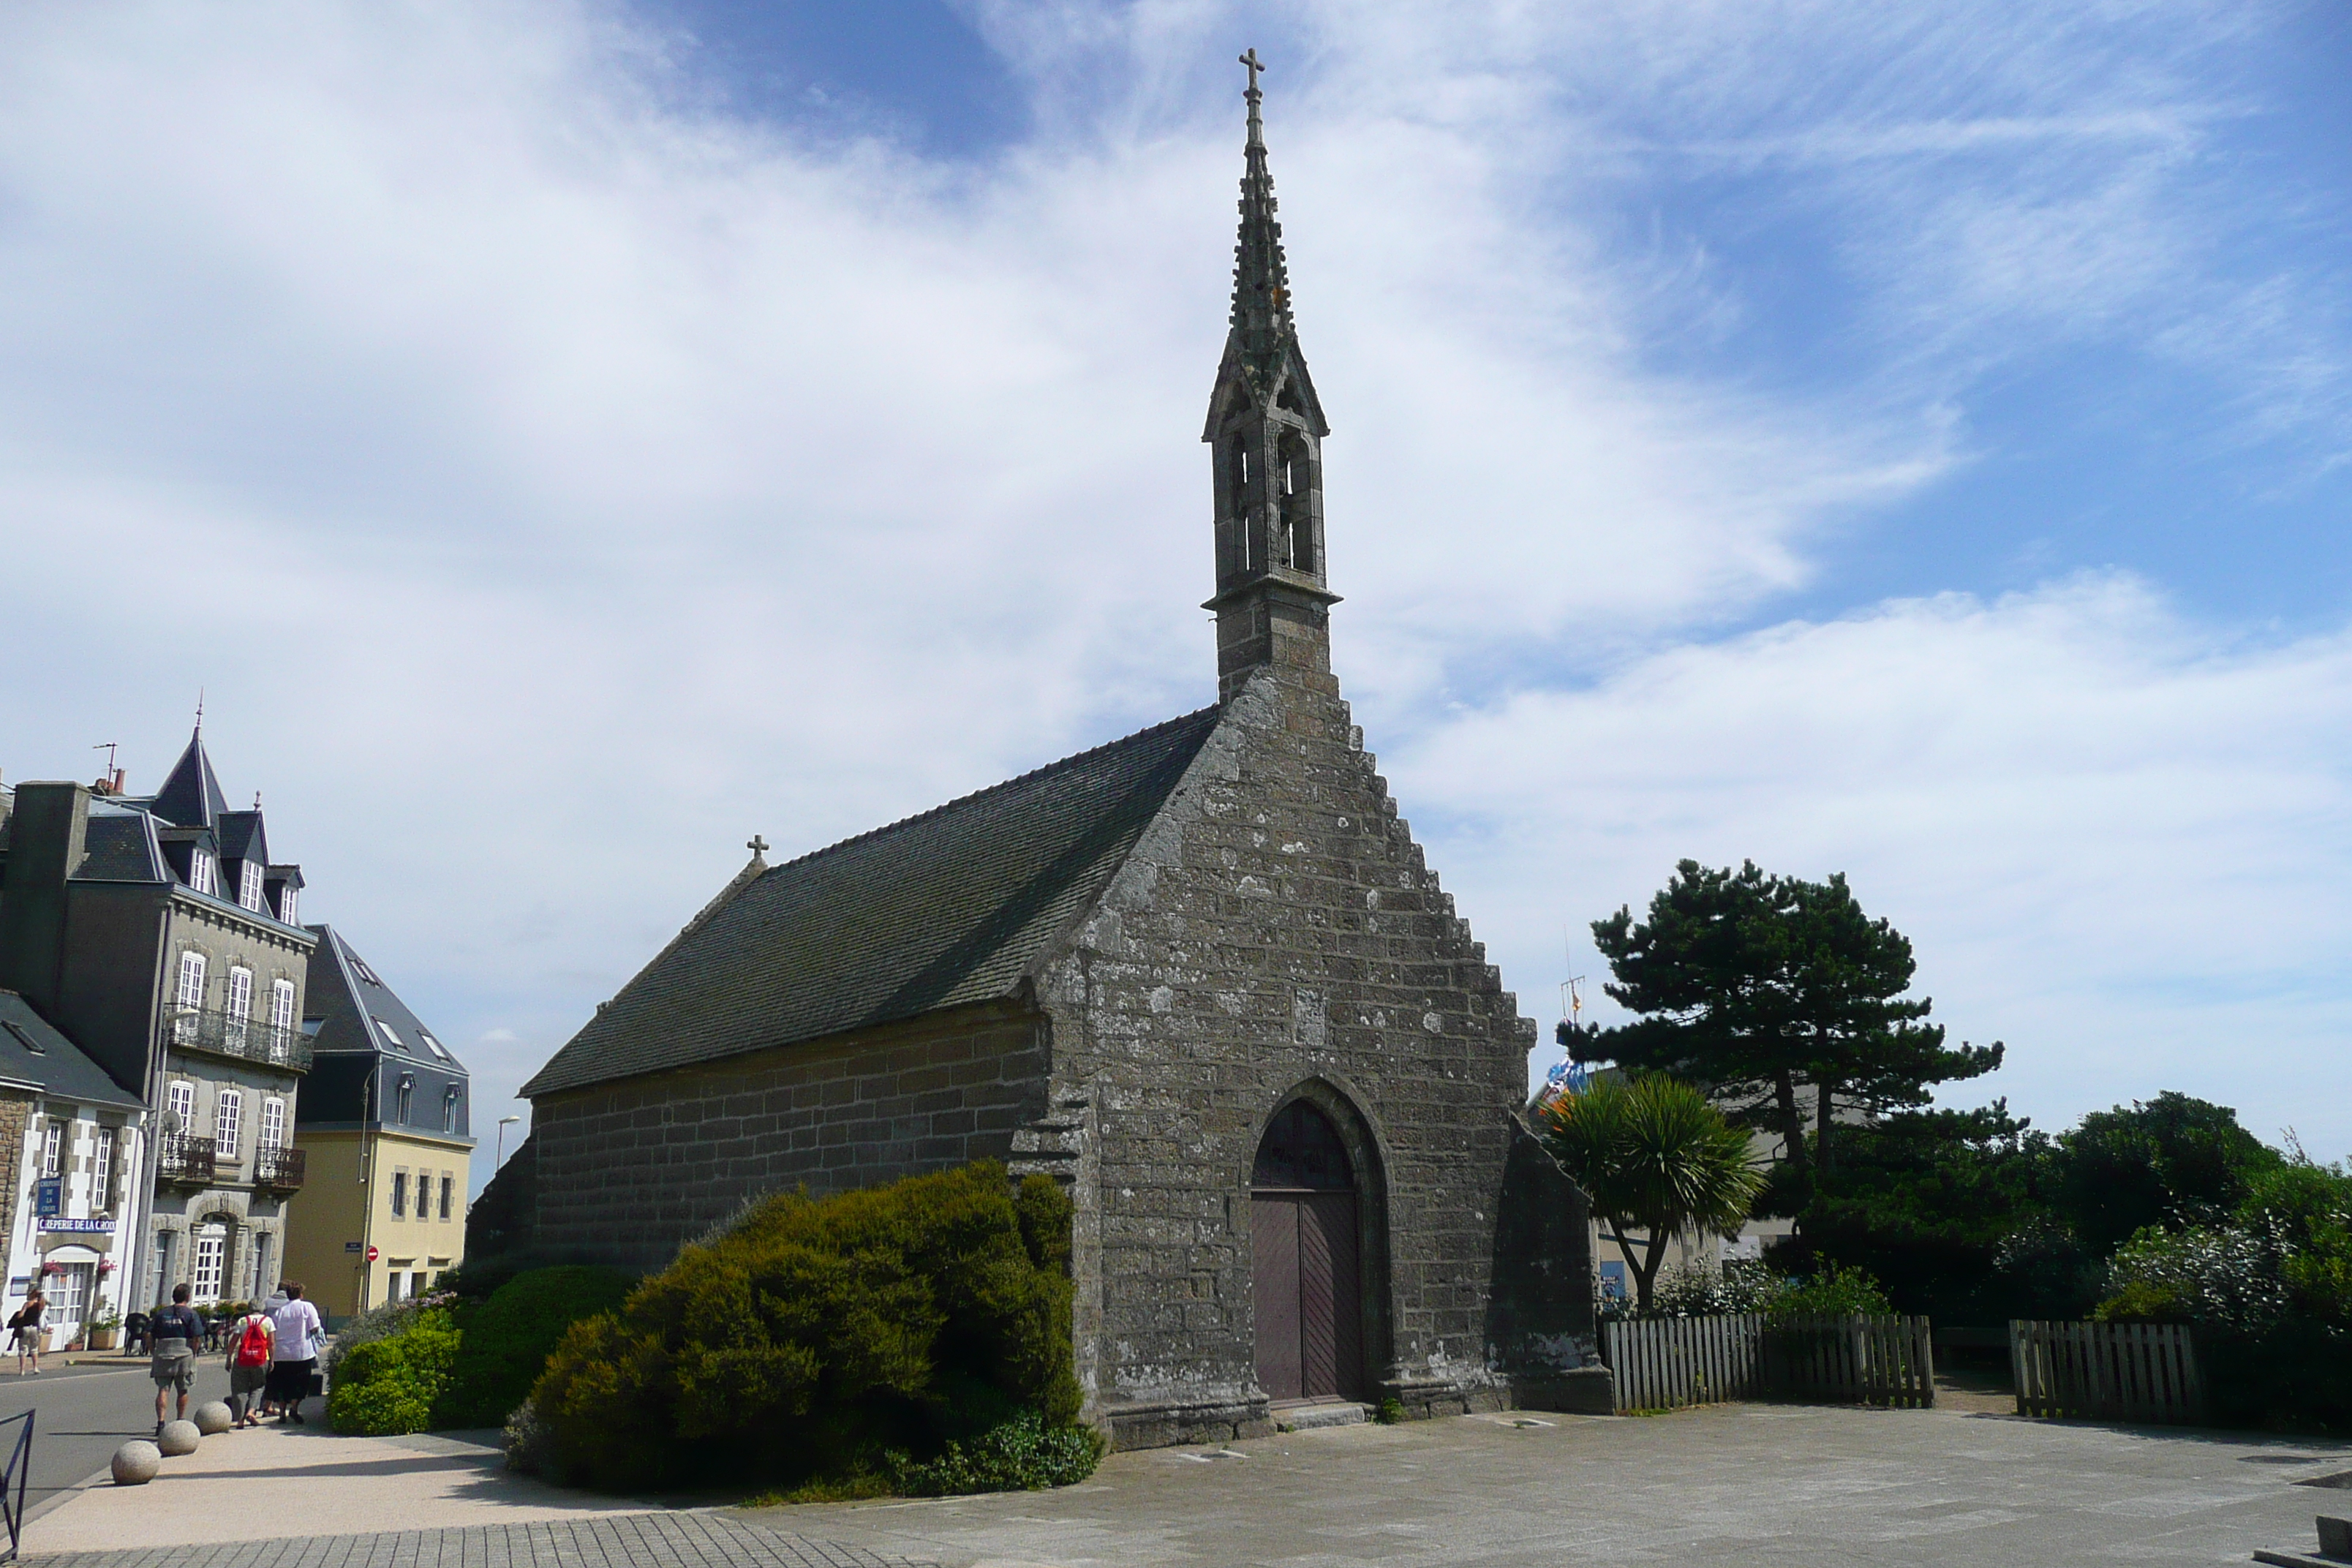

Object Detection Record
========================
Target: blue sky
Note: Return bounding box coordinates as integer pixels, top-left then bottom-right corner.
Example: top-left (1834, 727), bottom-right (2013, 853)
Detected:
top-left (1, 1), bottom-right (2347, 1189)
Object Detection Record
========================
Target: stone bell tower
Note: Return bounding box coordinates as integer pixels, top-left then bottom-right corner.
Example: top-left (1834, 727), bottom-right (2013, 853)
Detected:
top-left (1205, 50), bottom-right (1337, 700)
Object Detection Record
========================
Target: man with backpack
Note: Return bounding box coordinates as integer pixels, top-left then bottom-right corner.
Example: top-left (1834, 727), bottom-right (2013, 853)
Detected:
top-left (149, 1284), bottom-right (203, 1433)
top-left (225, 1301), bottom-right (274, 1427)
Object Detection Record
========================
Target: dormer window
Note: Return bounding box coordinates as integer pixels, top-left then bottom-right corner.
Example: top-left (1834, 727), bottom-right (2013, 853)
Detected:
top-left (276, 884), bottom-right (298, 925)
top-left (395, 1073), bottom-right (415, 1123)
top-left (189, 851), bottom-right (216, 896)
top-left (238, 859), bottom-right (264, 912)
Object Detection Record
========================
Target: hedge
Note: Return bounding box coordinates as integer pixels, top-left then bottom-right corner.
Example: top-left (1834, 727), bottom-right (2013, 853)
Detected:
top-left (329, 1308), bottom-right (459, 1435)
top-left (435, 1265), bottom-right (633, 1430)
top-left (524, 1161), bottom-right (1092, 1494)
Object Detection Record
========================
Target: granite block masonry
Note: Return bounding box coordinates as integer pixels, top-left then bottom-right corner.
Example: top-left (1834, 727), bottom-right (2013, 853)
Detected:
top-left (494, 57), bottom-right (1607, 1448)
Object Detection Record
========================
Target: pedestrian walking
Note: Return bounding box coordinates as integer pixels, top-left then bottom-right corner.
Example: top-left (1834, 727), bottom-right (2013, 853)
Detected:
top-left (225, 1300), bottom-right (274, 1427)
top-left (149, 1284), bottom-right (203, 1432)
top-left (265, 1282), bottom-right (322, 1425)
top-left (7, 1289), bottom-right (45, 1376)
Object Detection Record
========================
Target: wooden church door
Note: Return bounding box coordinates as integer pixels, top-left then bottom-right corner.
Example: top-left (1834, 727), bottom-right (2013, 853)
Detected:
top-left (1251, 1100), bottom-right (1362, 1402)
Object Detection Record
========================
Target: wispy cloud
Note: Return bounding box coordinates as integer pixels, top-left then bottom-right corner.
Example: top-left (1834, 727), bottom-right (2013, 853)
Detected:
top-left (0, 0), bottom-right (2343, 1172)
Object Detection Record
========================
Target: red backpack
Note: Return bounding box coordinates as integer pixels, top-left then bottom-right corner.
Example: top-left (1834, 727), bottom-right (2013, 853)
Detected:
top-left (234, 1314), bottom-right (271, 1368)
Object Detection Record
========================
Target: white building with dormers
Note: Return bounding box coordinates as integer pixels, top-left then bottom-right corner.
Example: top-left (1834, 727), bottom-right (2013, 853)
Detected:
top-left (0, 727), bottom-right (315, 1313)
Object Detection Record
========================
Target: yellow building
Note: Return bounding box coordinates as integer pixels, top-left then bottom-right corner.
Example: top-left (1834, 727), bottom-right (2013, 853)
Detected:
top-left (281, 928), bottom-right (475, 1319)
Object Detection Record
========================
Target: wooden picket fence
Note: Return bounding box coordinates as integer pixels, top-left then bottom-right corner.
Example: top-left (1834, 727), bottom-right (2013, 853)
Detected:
top-left (2010, 1320), bottom-right (2204, 1425)
top-left (1602, 1313), bottom-right (1765, 1411)
top-left (1763, 1315), bottom-right (1937, 1409)
top-left (1602, 1313), bottom-right (1934, 1413)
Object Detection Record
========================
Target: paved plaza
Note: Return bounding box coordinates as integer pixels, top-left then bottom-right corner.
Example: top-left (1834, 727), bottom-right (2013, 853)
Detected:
top-left (23, 1403), bottom-right (2352, 1568)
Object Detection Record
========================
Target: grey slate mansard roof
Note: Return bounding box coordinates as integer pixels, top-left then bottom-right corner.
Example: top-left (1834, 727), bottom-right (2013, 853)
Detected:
top-left (305, 925), bottom-right (470, 1074)
top-left (0, 991), bottom-right (144, 1108)
top-left (522, 705), bottom-right (1224, 1098)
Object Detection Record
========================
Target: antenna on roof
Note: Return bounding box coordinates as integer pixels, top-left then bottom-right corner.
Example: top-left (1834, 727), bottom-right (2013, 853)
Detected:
top-left (193, 690), bottom-right (205, 736)
top-left (91, 742), bottom-right (122, 796)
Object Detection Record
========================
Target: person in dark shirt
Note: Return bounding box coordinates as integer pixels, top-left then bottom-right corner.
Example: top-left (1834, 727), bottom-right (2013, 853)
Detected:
top-left (125, 1310), bottom-right (151, 1355)
top-left (149, 1284), bottom-right (203, 1432)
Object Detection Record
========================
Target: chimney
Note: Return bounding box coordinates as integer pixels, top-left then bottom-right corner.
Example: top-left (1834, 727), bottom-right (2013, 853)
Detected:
top-left (0, 783), bottom-right (91, 1016)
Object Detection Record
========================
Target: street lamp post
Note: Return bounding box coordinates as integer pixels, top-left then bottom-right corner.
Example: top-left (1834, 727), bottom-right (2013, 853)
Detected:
top-left (495, 1115), bottom-right (521, 1169)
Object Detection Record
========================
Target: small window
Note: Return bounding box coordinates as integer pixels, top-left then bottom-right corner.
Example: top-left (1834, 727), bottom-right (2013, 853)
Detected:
top-left (40, 1120), bottom-right (61, 1179)
top-left (442, 1085), bottom-right (459, 1134)
top-left (439, 1175), bottom-right (453, 1221)
top-left (419, 1033), bottom-right (451, 1062)
top-left (91, 1127), bottom-right (115, 1210)
top-left (277, 884), bottom-right (298, 925)
top-left (391, 1169), bottom-right (408, 1218)
top-left (189, 850), bottom-right (216, 896)
top-left (350, 953), bottom-right (385, 987)
top-left (215, 1089), bottom-right (242, 1158)
top-left (376, 1019), bottom-right (407, 1052)
top-left (166, 1080), bottom-right (194, 1131)
top-left (238, 859), bottom-right (264, 912)
top-left (395, 1074), bottom-right (414, 1123)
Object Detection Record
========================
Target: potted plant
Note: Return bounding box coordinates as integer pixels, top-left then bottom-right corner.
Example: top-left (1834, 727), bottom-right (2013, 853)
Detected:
top-left (84, 1305), bottom-right (122, 1352)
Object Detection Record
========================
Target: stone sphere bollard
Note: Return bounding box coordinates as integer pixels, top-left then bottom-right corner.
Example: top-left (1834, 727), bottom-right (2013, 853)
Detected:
top-left (192, 1401), bottom-right (234, 1436)
top-left (156, 1420), bottom-right (202, 1456)
top-left (111, 1441), bottom-right (162, 1485)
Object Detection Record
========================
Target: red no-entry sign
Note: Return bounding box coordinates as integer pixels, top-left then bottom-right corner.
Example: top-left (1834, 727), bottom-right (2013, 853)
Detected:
top-left (366, 1245), bottom-right (380, 1262)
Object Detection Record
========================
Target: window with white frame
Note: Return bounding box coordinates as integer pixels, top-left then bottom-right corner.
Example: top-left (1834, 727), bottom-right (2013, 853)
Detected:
top-left (91, 1127), bottom-right (114, 1210)
top-left (189, 851), bottom-right (215, 896)
top-left (40, 1120), bottom-right (61, 1179)
top-left (260, 1097), bottom-right (284, 1153)
top-left (238, 859), bottom-right (263, 911)
top-left (270, 979), bottom-right (295, 1033)
top-left (395, 1074), bottom-right (414, 1122)
top-left (442, 1085), bottom-right (458, 1133)
top-left (192, 1226), bottom-right (225, 1303)
top-left (226, 967), bottom-right (253, 1042)
top-left (174, 950), bottom-right (207, 1036)
top-left (166, 1080), bottom-right (194, 1132)
top-left (277, 884), bottom-right (298, 925)
top-left (215, 1089), bottom-right (242, 1158)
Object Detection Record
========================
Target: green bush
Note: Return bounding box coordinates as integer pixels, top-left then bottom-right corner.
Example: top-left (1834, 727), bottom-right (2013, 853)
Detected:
top-left (1765, 1262), bottom-right (1893, 1323)
top-left (329, 1308), bottom-right (460, 1435)
top-left (437, 1265), bottom-right (633, 1430)
top-left (529, 1161), bottom-right (1091, 1495)
top-left (889, 1409), bottom-right (1104, 1496)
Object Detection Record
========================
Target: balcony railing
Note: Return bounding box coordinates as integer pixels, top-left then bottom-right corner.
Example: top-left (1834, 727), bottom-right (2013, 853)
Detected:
top-left (156, 1134), bottom-right (216, 1186)
top-left (252, 1145), bottom-right (306, 1191)
top-left (168, 1009), bottom-right (313, 1073)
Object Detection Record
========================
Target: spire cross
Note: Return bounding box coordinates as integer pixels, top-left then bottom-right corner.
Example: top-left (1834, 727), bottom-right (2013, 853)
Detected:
top-left (1240, 48), bottom-right (1265, 143)
top-left (747, 834), bottom-right (769, 856)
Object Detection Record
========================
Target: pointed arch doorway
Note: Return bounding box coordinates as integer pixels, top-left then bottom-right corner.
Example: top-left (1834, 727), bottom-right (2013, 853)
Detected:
top-left (1251, 1099), bottom-right (1362, 1402)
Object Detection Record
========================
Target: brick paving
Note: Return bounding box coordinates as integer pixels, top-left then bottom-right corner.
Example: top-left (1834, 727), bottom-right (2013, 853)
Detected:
top-left (24, 1511), bottom-right (938, 1568)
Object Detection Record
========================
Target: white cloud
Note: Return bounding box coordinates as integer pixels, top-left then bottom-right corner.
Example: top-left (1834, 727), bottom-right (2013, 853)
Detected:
top-left (0, 0), bottom-right (2342, 1182)
top-left (1397, 574), bottom-right (2352, 1153)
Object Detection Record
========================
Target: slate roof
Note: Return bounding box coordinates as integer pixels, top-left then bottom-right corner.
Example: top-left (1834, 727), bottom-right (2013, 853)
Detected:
top-left (149, 731), bottom-right (227, 828)
top-left (523, 705), bottom-right (1224, 1098)
top-left (0, 991), bottom-right (143, 1107)
top-left (73, 805), bottom-right (167, 882)
top-left (305, 926), bottom-right (468, 1074)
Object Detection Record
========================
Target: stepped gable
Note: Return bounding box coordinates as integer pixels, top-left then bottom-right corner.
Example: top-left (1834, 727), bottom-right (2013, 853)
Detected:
top-left (523, 706), bottom-right (1224, 1098)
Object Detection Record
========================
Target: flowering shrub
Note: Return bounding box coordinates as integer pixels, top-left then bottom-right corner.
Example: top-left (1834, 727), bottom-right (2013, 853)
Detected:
top-left (2095, 1224), bottom-right (2292, 1330)
top-left (1597, 1258), bottom-right (1892, 1322)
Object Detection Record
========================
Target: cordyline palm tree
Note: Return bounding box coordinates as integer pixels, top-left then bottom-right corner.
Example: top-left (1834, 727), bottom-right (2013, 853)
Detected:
top-left (1539, 1073), bottom-right (1765, 1313)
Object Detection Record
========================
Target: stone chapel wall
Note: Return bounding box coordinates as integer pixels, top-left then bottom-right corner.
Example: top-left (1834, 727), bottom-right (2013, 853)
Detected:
top-left (1039, 662), bottom-right (1586, 1447)
top-left (529, 1000), bottom-right (1049, 1270)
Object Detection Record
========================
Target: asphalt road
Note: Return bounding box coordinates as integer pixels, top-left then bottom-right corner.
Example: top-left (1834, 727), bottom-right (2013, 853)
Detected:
top-left (0, 1358), bottom-right (233, 1526)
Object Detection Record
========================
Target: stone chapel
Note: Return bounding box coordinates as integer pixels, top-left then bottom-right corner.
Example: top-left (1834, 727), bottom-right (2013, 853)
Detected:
top-left (502, 59), bottom-right (1607, 1446)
